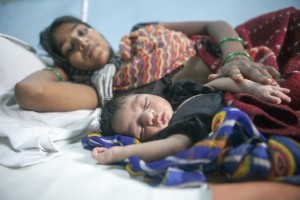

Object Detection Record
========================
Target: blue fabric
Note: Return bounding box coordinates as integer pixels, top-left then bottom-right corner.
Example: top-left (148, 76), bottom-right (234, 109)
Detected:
top-left (81, 107), bottom-right (300, 187)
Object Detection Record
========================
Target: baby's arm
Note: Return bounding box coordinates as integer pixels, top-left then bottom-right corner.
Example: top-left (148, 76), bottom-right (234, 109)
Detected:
top-left (92, 134), bottom-right (191, 164)
top-left (205, 77), bottom-right (291, 104)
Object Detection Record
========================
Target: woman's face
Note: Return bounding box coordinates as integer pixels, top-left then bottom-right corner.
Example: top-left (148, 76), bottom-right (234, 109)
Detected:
top-left (112, 94), bottom-right (174, 142)
top-left (53, 23), bottom-right (112, 71)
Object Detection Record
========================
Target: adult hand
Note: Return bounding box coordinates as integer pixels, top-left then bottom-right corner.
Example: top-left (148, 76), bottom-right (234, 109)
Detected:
top-left (208, 58), bottom-right (281, 85)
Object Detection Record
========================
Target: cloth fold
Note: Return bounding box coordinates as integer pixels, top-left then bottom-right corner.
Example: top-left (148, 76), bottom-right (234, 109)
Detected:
top-left (224, 92), bottom-right (300, 135)
top-left (91, 63), bottom-right (116, 106)
top-left (0, 91), bottom-right (99, 167)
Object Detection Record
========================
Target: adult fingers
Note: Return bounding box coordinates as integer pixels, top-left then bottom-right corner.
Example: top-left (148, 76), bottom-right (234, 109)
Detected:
top-left (241, 66), bottom-right (274, 85)
top-left (264, 65), bottom-right (281, 80)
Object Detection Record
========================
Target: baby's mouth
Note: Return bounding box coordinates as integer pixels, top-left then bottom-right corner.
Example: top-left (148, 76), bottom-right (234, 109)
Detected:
top-left (160, 112), bottom-right (168, 125)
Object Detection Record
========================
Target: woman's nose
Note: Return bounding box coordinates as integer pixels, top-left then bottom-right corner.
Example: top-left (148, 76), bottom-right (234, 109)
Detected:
top-left (73, 37), bottom-right (87, 50)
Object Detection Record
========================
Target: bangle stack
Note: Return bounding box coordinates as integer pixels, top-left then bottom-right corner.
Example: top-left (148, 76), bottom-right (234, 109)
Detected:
top-left (217, 37), bottom-right (252, 66)
top-left (217, 37), bottom-right (246, 49)
top-left (44, 67), bottom-right (63, 81)
top-left (222, 52), bottom-right (253, 66)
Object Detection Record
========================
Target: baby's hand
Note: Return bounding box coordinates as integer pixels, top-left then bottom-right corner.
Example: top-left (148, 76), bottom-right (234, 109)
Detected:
top-left (92, 146), bottom-right (121, 165)
top-left (246, 82), bottom-right (291, 104)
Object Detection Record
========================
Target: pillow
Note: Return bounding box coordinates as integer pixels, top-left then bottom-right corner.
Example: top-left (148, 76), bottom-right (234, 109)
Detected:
top-left (0, 35), bottom-right (47, 93)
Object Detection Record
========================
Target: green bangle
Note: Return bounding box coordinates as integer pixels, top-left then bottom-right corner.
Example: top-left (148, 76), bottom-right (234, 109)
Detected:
top-left (222, 51), bottom-right (253, 66)
top-left (44, 67), bottom-right (63, 81)
top-left (217, 37), bottom-right (246, 49)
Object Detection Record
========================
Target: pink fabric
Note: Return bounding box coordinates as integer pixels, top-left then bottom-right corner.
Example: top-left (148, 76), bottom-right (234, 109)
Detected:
top-left (113, 24), bottom-right (196, 91)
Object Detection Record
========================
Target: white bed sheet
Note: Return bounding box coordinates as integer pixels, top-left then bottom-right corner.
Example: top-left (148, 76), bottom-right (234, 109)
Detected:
top-left (0, 142), bottom-right (210, 200)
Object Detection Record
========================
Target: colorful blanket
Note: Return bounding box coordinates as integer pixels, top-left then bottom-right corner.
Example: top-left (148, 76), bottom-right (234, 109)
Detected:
top-left (82, 107), bottom-right (300, 187)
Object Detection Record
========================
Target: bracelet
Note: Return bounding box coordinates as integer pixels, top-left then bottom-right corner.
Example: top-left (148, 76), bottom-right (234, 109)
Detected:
top-left (44, 67), bottom-right (63, 81)
top-left (222, 51), bottom-right (253, 66)
top-left (217, 37), bottom-right (246, 49)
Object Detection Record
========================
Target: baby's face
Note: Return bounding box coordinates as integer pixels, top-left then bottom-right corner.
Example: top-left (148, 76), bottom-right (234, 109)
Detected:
top-left (112, 94), bottom-right (173, 142)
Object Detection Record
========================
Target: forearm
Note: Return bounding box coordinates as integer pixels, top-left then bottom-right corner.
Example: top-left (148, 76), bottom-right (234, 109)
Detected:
top-left (206, 21), bottom-right (245, 57)
top-left (160, 21), bottom-right (210, 36)
top-left (205, 77), bottom-right (247, 93)
top-left (161, 21), bottom-right (244, 57)
top-left (115, 134), bottom-right (191, 163)
top-left (210, 182), bottom-right (300, 200)
top-left (205, 77), bottom-right (291, 104)
top-left (14, 69), bottom-right (99, 112)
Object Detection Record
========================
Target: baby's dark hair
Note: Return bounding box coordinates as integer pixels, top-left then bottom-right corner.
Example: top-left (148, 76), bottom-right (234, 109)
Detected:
top-left (39, 16), bottom-right (91, 69)
top-left (99, 93), bottom-right (133, 136)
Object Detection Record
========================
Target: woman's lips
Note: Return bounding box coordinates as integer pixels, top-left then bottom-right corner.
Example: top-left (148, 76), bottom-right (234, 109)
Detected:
top-left (85, 43), bottom-right (98, 58)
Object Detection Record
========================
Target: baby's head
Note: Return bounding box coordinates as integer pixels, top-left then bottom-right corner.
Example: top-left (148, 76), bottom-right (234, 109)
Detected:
top-left (100, 93), bottom-right (173, 142)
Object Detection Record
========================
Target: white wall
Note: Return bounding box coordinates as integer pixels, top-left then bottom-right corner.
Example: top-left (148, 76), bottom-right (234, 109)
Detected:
top-left (0, 0), bottom-right (299, 53)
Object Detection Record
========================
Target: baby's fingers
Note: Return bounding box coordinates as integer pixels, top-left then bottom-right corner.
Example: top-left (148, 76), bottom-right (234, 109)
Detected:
top-left (269, 89), bottom-right (291, 104)
top-left (92, 147), bottom-right (107, 159)
top-left (273, 86), bottom-right (290, 93)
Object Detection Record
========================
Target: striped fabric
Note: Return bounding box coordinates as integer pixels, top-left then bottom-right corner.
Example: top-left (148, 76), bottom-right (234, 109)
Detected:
top-left (112, 24), bottom-right (196, 91)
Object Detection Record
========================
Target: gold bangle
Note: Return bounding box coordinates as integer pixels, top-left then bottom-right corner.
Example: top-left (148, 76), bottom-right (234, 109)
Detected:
top-left (44, 67), bottom-right (63, 81)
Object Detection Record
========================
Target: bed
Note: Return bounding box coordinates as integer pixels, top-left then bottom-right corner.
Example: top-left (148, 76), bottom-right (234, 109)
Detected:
top-left (0, 1), bottom-right (299, 200)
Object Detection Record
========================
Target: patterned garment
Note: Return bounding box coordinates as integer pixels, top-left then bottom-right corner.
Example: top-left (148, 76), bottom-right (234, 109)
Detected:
top-left (81, 107), bottom-right (300, 187)
top-left (112, 24), bottom-right (196, 91)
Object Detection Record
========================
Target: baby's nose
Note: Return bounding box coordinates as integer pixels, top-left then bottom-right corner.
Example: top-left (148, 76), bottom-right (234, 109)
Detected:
top-left (144, 109), bottom-right (161, 127)
top-left (142, 109), bottom-right (155, 126)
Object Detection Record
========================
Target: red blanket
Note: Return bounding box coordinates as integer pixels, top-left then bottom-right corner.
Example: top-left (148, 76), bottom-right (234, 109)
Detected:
top-left (225, 7), bottom-right (300, 136)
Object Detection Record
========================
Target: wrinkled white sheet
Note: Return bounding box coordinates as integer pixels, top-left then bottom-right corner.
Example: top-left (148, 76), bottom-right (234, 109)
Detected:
top-left (0, 89), bottom-right (99, 167)
top-left (0, 33), bottom-right (117, 167)
top-left (0, 142), bottom-right (211, 200)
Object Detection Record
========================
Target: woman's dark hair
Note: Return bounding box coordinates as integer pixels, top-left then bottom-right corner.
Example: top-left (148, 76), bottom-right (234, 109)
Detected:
top-left (40, 16), bottom-right (91, 69)
top-left (99, 94), bottom-right (133, 136)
